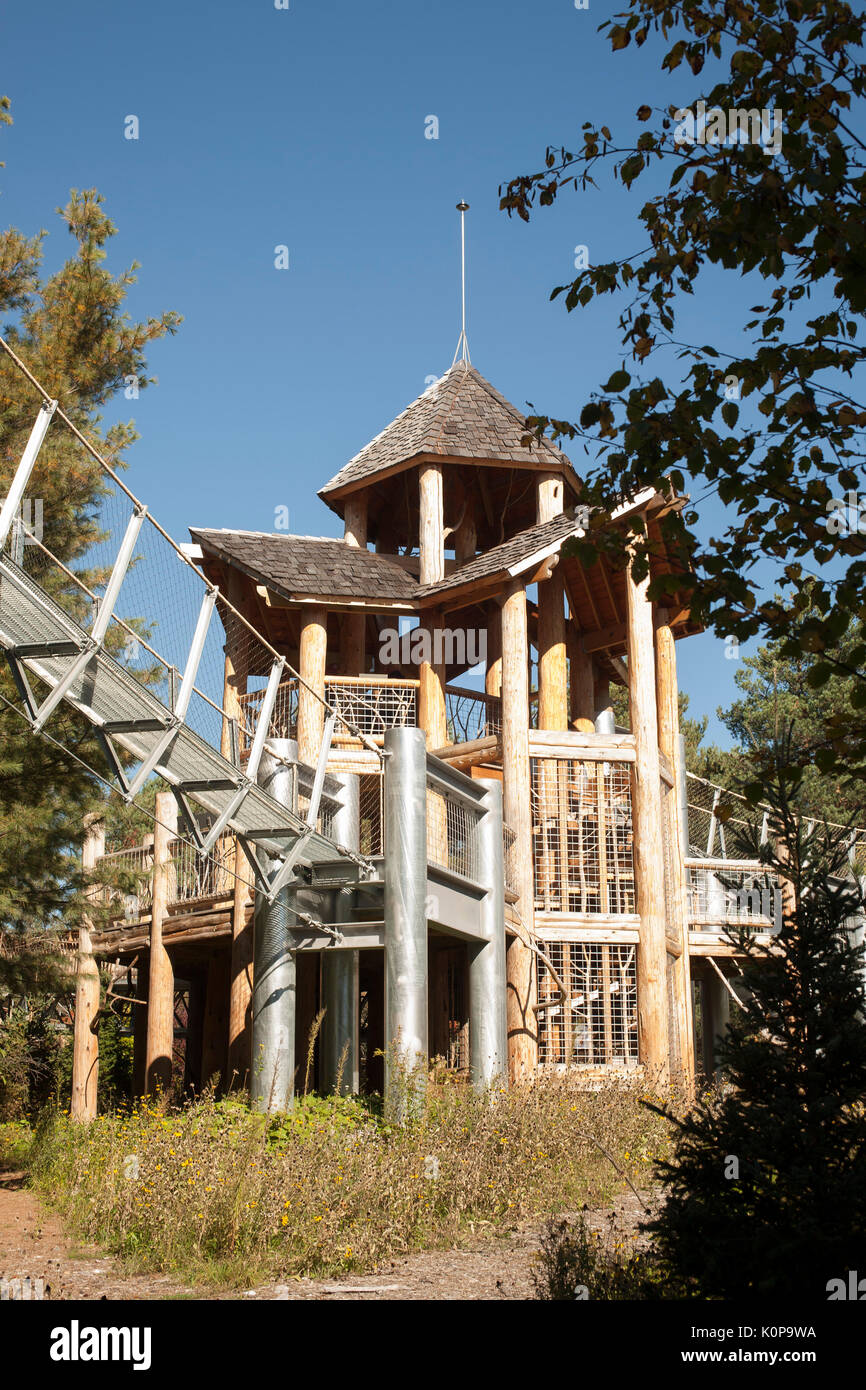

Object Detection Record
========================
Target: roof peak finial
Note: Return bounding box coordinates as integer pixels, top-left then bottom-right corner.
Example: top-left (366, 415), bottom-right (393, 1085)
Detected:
top-left (452, 201), bottom-right (471, 367)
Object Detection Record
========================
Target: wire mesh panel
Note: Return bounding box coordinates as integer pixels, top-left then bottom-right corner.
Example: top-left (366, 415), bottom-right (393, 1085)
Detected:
top-left (444, 686), bottom-right (501, 744)
top-left (237, 678), bottom-right (298, 754)
top-left (503, 823), bottom-right (517, 894)
top-left (685, 862), bottom-right (781, 931)
top-left (97, 845), bottom-right (154, 923)
top-left (531, 757), bottom-right (635, 915)
top-left (326, 677), bottom-right (418, 740)
top-left (537, 941), bottom-right (639, 1067)
top-left (170, 833), bottom-right (239, 904)
top-left (426, 786), bottom-right (481, 883)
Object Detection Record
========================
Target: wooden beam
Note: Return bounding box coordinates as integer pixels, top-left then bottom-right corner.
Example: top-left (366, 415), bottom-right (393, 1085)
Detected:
top-left (501, 578), bottom-right (537, 1081)
top-left (486, 602), bottom-right (502, 698)
top-left (567, 627), bottom-right (595, 728)
top-left (71, 814), bottom-right (104, 1121)
top-left (656, 623), bottom-right (695, 1092)
top-left (146, 792), bottom-right (178, 1098)
top-left (227, 842), bottom-right (253, 1090)
top-left (417, 611), bottom-right (447, 749)
top-left (343, 496), bottom-right (368, 675)
top-left (297, 606), bottom-right (328, 767)
top-left (625, 551), bottom-right (670, 1081)
top-left (419, 462), bottom-right (444, 587)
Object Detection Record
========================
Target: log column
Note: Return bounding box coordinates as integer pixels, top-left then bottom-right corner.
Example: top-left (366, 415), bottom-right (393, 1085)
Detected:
top-left (655, 621), bottom-right (695, 1091)
top-left (342, 493), bottom-right (367, 675)
top-left (297, 607), bottom-right (328, 768)
top-left (418, 612), bottom-right (447, 749)
top-left (625, 551), bottom-right (670, 1082)
top-left (146, 792), bottom-right (178, 1098)
top-left (485, 604), bottom-right (502, 699)
top-left (501, 581), bottom-right (537, 1081)
top-left (536, 474), bottom-right (568, 732)
top-left (71, 814), bottom-right (104, 1121)
top-left (567, 630), bottom-right (595, 732)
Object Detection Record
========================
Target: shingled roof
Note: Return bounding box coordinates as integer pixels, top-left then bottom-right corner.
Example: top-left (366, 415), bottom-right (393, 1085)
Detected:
top-left (318, 359), bottom-right (578, 503)
top-left (415, 512), bottom-right (580, 600)
top-left (189, 529), bottom-right (417, 603)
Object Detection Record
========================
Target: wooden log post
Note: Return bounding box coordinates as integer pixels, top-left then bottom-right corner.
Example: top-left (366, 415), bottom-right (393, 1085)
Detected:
top-left (221, 572), bottom-right (254, 1091)
top-left (419, 463), bottom-right (444, 588)
top-left (342, 493), bottom-right (368, 675)
top-left (146, 792), bottom-right (178, 1098)
top-left (71, 814), bottom-right (105, 1121)
top-left (625, 549), bottom-right (670, 1083)
top-left (485, 604), bottom-right (502, 700)
top-left (567, 629), bottom-right (595, 732)
top-left (297, 607), bottom-right (328, 769)
top-left (501, 581), bottom-right (538, 1082)
top-left (655, 622), bottom-right (695, 1092)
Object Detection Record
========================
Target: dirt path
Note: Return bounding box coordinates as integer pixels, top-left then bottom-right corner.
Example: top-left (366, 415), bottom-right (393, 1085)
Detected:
top-left (0, 1167), bottom-right (650, 1301)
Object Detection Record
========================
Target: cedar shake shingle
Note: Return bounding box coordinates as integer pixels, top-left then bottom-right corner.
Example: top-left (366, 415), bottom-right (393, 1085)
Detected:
top-left (318, 359), bottom-right (578, 502)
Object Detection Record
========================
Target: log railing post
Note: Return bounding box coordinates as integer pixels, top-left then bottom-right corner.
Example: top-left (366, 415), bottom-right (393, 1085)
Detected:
top-left (297, 607), bottom-right (327, 768)
top-left (146, 792), bottom-right (178, 1098)
top-left (342, 493), bottom-right (368, 675)
top-left (71, 814), bottom-right (104, 1121)
top-left (655, 621), bottom-right (695, 1092)
top-left (501, 580), bottom-right (537, 1082)
top-left (625, 547), bottom-right (670, 1082)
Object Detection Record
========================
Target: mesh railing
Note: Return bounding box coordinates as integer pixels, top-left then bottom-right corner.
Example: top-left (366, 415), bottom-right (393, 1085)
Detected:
top-left (238, 678), bottom-right (299, 753)
top-left (426, 786), bottom-right (482, 883)
top-left (444, 685), bottom-right (501, 744)
top-left (685, 860), bottom-right (781, 932)
top-left (327, 677), bottom-right (418, 740)
top-left (170, 832), bottom-right (241, 904)
top-left (537, 941), bottom-right (639, 1068)
top-left (503, 823), bottom-right (517, 894)
top-left (98, 844), bottom-right (154, 923)
top-left (531, 757), bottom-right (635, 915)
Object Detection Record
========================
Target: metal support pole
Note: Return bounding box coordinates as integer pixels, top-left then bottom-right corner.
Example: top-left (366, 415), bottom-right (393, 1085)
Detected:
top-left (469, 778), bottom-right (508, 1089)
top-left (322, 771), bottom-right (360, 1095)
top-left (383, 727), bottom-right (428, 1117)
top-left (250, 740), bottom-right (297, 1112)
top-left (0, 398), bottom-right (56, 550)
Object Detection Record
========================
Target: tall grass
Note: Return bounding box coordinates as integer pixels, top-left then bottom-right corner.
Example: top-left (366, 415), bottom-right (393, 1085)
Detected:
top-left (28, 1074), bottom-right (671, 1287)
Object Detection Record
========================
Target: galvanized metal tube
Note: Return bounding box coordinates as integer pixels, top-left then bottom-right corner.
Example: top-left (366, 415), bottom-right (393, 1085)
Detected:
top-left (383, 726), bottom-right (428, 1117)
top-left (322, 772), bottom-right (360, 1095)
top-left (251, 739), bottom-right (297, 1113)
top-left (469, 778), bottom-right (508, 1089)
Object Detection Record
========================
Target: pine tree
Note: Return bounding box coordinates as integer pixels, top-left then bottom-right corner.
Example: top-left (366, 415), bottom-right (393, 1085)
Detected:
top-left (647, 748), bottom-right (866, 1299)
top-left (0, 99), bottom-right (180, 987)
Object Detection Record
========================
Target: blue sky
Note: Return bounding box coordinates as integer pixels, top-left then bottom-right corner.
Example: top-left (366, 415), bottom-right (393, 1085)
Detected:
top-left (1, 0), bottom-right (794, 746)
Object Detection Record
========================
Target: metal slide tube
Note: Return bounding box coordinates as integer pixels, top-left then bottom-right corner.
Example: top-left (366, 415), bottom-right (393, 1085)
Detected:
top-left (250, 740), bottom-right (298, 1112)
top-left (322, 772), bottom-right (361, 1094)
top-left (469, 778), bottom-right (508, 1089)
top-left (384, 726), bottom-right (428, 1116)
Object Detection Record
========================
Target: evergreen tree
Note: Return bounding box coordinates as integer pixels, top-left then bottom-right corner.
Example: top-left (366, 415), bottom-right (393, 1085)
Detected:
top-left (0, 99), bottom-right (180, 987)
top-left (647, 747), bottom-right (866, 1298)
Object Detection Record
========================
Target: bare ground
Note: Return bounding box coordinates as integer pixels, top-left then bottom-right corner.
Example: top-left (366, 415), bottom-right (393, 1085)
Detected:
top-left (0, 1166), bottom-right (652, 1302)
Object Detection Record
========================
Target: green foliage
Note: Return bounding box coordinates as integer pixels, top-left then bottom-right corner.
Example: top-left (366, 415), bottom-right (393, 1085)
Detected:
top-left (500, 1), bottom-right (866, 790)
top-left (646, 750), bottom-right (866, 1298)
top-left (532, 1212), bottom-right (663, 1300)
top-left (28, 1076), bottom-right (669, 1285)
top-left (0, 98), bottom-right (179, 990)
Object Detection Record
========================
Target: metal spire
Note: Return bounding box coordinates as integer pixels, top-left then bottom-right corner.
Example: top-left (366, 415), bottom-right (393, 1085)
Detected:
top-left (452, 201), bottom-right (471, 366)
